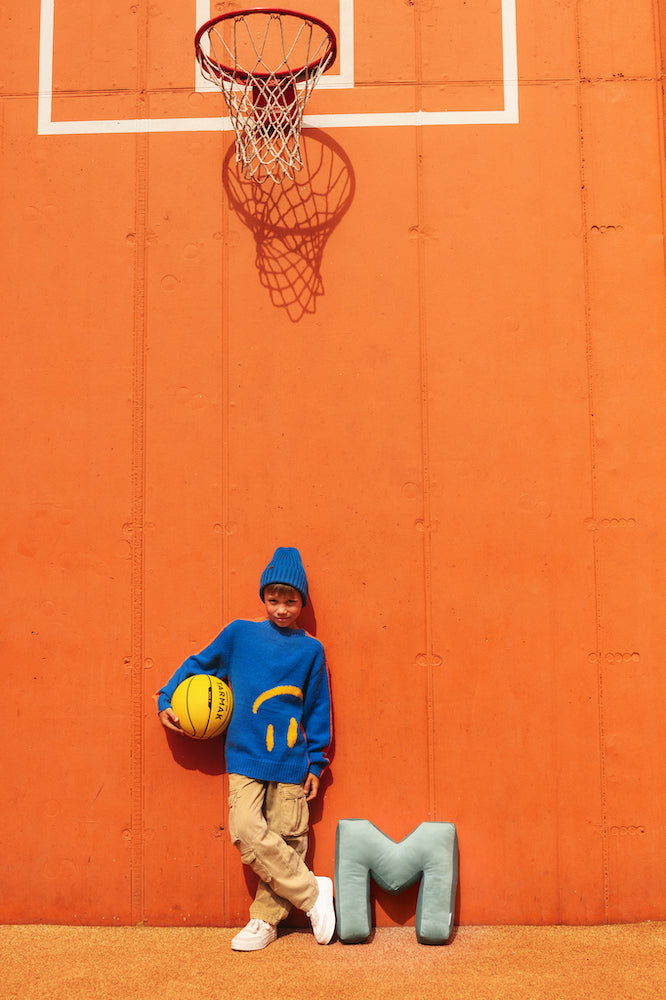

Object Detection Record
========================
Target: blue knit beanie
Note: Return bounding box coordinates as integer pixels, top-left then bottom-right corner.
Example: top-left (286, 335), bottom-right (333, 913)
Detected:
top-left (259, 547), bottom-right (309, 606)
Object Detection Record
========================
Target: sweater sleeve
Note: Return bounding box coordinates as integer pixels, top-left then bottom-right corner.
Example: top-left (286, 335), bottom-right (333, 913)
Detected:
top-left (156, 628), bottom-right (231, 712)
top-left (302, 647), bottom-right (332, 777)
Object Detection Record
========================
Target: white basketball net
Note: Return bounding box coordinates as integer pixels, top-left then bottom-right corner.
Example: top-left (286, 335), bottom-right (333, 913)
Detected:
top-left (196, 12), bottom-right (336, 184)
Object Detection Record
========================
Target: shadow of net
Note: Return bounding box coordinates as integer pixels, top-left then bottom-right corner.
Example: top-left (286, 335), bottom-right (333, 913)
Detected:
top-left (223, 130), bottom-right (355, 322)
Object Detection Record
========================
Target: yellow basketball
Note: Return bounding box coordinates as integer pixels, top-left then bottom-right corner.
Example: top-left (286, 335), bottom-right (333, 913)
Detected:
top-left (171, 674), bottom-right (233, 740)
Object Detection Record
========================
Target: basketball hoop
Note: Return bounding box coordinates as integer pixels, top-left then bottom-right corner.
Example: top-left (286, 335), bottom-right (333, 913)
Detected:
top-left (195, 8), bottom-right (337, 184)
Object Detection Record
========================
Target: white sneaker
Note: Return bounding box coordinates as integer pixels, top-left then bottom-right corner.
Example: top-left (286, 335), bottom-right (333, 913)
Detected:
top-left (306, 876), bottom-right (335, 944)
top-left (231, 918), bottom-right (277, 952)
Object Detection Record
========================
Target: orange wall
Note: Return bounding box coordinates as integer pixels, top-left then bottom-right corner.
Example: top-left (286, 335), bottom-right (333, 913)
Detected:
top-left (2, 0), bottom-right (666, 927)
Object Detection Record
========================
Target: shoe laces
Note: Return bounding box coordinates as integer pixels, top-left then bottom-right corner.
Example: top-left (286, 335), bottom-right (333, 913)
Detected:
top-left (249, 918), bottom-right (271, 932)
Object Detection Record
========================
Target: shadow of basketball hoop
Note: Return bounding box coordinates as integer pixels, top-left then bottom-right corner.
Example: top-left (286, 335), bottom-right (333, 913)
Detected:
top-left (222, 130), bottom-right (355, 322)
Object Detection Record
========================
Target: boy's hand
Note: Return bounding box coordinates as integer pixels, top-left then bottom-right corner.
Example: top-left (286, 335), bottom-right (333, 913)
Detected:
top-left (303, 773), bottom-right (320, 801)
top-left (159, 707), bottom-right (184, 734)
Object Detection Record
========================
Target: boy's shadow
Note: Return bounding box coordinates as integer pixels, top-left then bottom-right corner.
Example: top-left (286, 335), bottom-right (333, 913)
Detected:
top-left (164, 730), bottom-right (227, 776)
top-left (298, 599), bottom-right (317, 637)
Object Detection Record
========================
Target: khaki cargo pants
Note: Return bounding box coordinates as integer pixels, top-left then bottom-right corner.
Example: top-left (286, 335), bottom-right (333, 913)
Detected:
top-left (228, 773), bottom-right (319, 925)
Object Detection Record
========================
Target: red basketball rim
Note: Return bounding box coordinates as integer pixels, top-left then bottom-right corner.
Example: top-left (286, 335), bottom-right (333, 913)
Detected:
top-left (195, 7), bottom-right (337, 85)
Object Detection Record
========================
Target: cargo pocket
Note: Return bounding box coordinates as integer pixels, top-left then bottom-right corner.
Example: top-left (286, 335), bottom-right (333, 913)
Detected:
top-left (278, 784), bottom-right (309, 840)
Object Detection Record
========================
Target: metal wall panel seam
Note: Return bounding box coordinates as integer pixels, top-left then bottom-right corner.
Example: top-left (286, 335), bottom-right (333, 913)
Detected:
top-left (220, 129), bottom-right (233, 926)
top-left (575, 0), bottom-right (610, 924)
top-left (652, 1), bottom-right (666, 291)
top-left (413, 0), bottom-right (438, 819)
top-left (129, 4), bottom-right (150, 927)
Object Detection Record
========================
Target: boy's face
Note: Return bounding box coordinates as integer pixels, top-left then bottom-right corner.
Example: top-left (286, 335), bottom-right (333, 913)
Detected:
top-left (263, 588), bottom-right (303, 629)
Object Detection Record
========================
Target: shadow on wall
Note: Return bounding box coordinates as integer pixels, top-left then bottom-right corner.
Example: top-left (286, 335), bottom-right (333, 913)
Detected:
top-left (163, 727), bottom-right (227, 776)
top-left (223, 129), bottom-right (356, 322)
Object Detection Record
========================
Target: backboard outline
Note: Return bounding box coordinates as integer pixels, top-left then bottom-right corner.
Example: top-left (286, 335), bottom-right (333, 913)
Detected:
top-left (37, 0), bottom-right (518, 135)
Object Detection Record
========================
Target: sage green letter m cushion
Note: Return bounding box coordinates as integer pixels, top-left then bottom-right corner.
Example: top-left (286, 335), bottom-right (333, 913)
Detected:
top-left (334, 819), bottom-right (458, 945)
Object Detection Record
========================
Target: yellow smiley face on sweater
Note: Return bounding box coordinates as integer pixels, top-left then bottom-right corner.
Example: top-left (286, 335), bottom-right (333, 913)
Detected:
top-left (252, 686), bottom-right (303, 752)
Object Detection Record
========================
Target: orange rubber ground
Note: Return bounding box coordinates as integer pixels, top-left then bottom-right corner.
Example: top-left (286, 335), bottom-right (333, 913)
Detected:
top-left (2, 923), bottom-right (666, 1000)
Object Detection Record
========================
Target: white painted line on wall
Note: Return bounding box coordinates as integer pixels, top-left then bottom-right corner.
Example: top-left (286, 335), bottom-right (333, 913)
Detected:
top-left (37, 0), bottom-right (518, 135)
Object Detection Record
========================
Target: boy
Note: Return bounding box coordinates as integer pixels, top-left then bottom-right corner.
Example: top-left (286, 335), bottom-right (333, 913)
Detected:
top-left (157, 546), bottom-right (335, 951)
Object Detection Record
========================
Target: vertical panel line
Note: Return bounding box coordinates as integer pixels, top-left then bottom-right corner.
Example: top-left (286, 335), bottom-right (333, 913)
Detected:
top-left (652, 1), bottom-right (666, 298)
top-left (220, 131), bottom-right (232, 925)
top-left (130, 131), bottom-right (148, 926)
top-left (129, 2), bottom-right (149, 927)
top-left (414, 0), bottom-right (437, 821)
top-left (575, 1), bottom-right (609, 923)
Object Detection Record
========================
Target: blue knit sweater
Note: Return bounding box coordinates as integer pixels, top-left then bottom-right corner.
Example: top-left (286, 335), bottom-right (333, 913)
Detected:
top-left (157, 619), bottom-right (331, 784)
